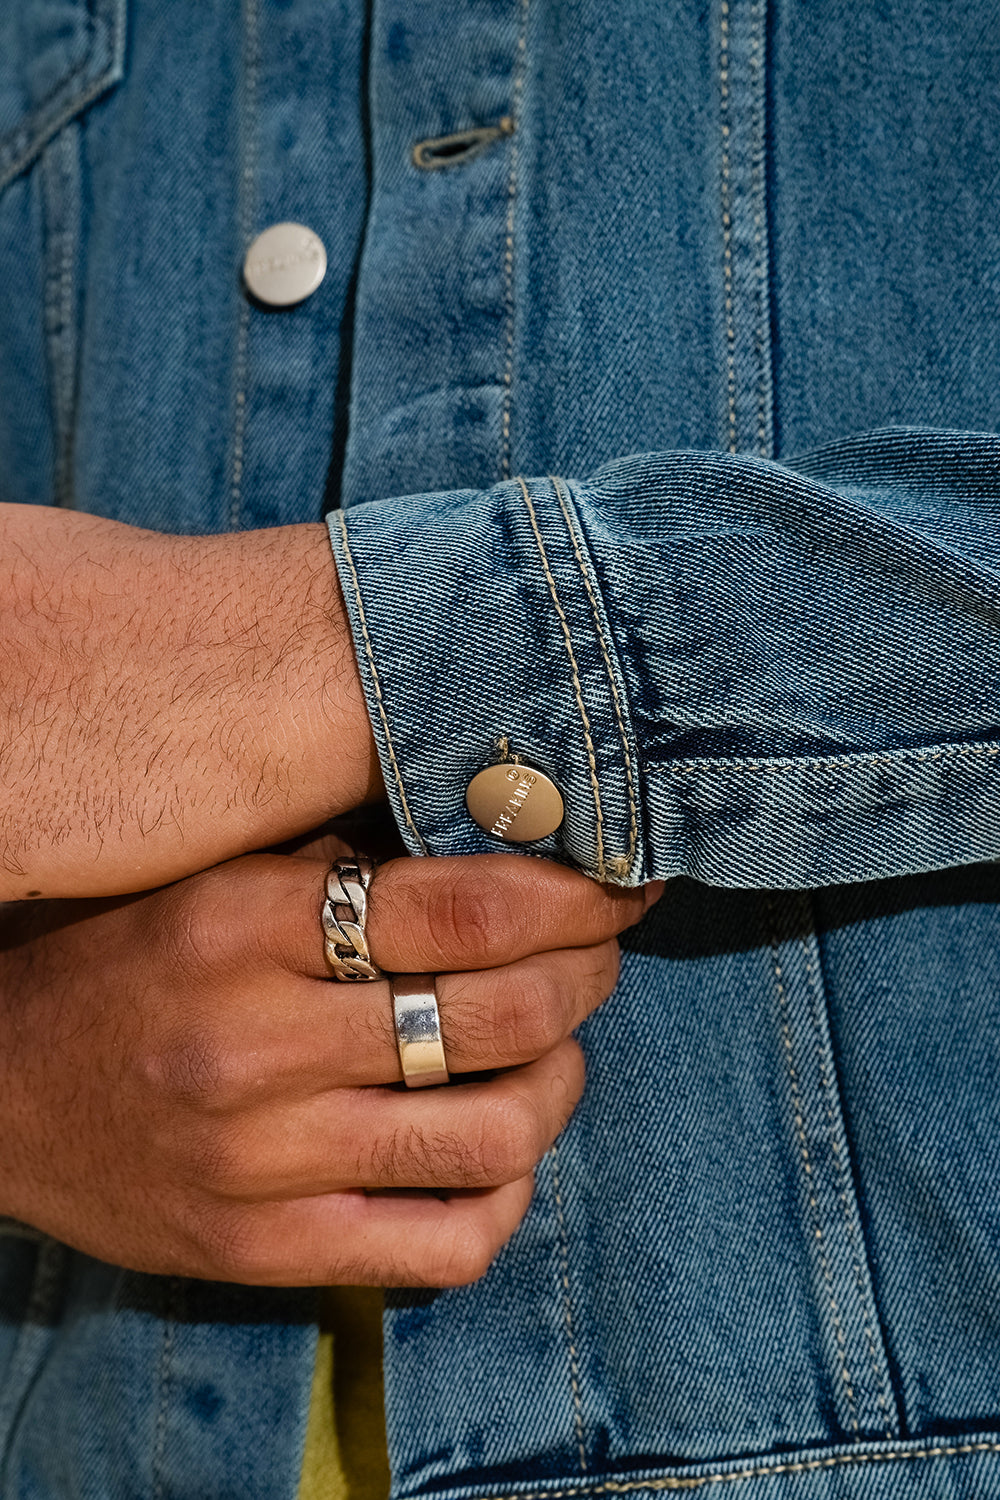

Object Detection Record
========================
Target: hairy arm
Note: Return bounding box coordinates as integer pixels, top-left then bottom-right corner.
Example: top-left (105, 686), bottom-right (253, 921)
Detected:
top-left (0, 506), bottom-right (381, 899)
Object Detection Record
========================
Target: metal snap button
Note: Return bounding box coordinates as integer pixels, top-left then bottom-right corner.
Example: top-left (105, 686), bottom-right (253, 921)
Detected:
top-left (466, 762), bottom-right (564, 842)
top-left (243, 222), bottom-right (327, 307)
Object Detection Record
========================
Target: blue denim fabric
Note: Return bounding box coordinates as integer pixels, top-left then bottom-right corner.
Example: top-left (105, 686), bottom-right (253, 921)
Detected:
top-left (4, 1), bottom-right (1000, 1498)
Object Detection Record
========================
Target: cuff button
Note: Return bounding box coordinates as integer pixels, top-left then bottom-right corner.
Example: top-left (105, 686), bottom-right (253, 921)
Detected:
top-left (466, 762), bottom-right (564, 842)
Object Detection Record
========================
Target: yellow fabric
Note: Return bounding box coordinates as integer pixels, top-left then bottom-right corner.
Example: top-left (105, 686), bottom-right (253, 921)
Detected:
top-left (298, 1287), bottom-right (391, 1500)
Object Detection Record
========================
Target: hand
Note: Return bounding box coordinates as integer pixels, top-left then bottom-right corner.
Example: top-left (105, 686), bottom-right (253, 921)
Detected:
top-left (0, 847), bottom-right (661, 1285)
top-left (0, 506), bottom-right (381, 900)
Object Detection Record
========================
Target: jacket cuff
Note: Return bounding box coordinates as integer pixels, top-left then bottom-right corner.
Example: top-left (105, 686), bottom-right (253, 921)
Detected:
top-left (328, 476), bottom-right (645, 884)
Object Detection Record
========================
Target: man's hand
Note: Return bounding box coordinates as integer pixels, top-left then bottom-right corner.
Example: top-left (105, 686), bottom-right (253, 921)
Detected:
top-left (0, 506), bottom-right (381, 900)
top-left (0, 849), bottom-right (660, 1286)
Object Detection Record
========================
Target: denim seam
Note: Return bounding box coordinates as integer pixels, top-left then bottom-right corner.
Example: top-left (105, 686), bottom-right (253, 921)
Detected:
top-left (517, 478), bottom-right (606, 877)
top-left (468, 1440), bottom-right (1000, 1498)
top-left (664, 740), bottom-right (1000, 777)
top-left (551, 477), bottom-right (638, 879)
top-left (769, 925), bottom-right (860, 1435)
top-left (0, 22), bottom-right (93, 173)
top-left (749, 0), bottom-right (770, 459)
top-left (500, 0), bottom-right (529, 479)
top-left (336, 512), bottom-right (429, 854)
top-left (719, 1), bottom-right (737, 454)
top-left (229, 0), bottom-right (260, 531)
top-left (800, 928), bottom-right (896, 1439)
top-left (550, 1146), bottom-right (587, 1473)
top-left (41, 124), bottom-right (80, 508)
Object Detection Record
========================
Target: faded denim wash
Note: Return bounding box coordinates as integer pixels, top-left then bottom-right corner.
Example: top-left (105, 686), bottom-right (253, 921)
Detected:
top-left (3, 1), bottom-right (1000, 1498)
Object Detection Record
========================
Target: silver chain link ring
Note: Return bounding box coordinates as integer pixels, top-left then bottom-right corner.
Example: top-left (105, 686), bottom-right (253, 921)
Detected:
top-left (321, 854), bottom-right (383, 981)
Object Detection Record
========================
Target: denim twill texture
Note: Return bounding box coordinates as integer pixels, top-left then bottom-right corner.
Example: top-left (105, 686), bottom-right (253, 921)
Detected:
top-left (3, 1), bottom-right (1000, 1498)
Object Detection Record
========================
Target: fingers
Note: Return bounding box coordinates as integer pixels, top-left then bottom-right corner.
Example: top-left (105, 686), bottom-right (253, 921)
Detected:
top-left (159, 940), bottom-right (619, 1103)
top-left (366, 855), bottom-right (659, 973)
top-left (180, 1040), bottom-right (585, 1202)
top-left (191, 1177), bottom-right (537, 1287)
top-left (286, 940), bottom-right (621, 1090)
top-left (216, 852), bottom-right (660, 981)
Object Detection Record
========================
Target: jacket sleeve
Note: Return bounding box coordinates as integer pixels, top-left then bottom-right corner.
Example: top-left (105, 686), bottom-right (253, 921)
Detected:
top-left (327, 428), bottom-right (1000, 888)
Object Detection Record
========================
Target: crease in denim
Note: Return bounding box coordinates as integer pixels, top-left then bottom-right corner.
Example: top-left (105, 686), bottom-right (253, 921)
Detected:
top-left (768, 912), bottom-right (861, 1437)
top-left (41, 122), bottom-right (79, 507)
top-left (517, 478), bottom-right (607, 877)
top-left (550, 1146), bottom-right (587, 1473)
top-left (551, 476), bottom-right (639, 879)
top-left (799, 921), bottom-right (897, 1439)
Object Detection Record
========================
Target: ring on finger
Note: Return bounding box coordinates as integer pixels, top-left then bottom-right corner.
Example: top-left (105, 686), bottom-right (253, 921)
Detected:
top-left (391, 975), bottom-right (450, 1088)
top-left (322, 854), bottom-right (383, 981)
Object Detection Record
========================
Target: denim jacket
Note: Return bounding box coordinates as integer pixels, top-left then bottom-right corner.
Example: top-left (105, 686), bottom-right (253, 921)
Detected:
top-left (4, 2), bottom-right (1000, 1497)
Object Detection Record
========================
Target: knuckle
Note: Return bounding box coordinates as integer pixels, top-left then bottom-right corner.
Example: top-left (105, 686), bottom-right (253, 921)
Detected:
top-left (477, 1093), bottom-right (542, 1183)
top-left (508, 962), bottom-right (569, 1059)
top-left (194, 1204), bottom-right (278, 1284)
top-left (141, 1029), bottom-right (246, 1111)
top-left (425, 870), bottom-right (516, 968)
top-left (556, 1035), bottom-right (588, 1111)
top-left (367, 1123), bottom-right (424, 1184)
top-left (185, 1124), bottom-right (252, 1196)
top-left (605, 937), bottom-right (622, 990)
top-left (426, 1220), bottom-right (499, 1288)
top-left (581, 938), bottom-right (622, 1008)
top-left (369, 1123), bottom-right (483, 1188)
top-left (438, 979), bottom-right (506, 1066)
top-left (160, 874), bottom-right (236, 980)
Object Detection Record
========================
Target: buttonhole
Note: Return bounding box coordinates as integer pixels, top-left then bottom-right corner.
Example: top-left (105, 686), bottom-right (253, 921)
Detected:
top-left (412, 117), bottom-right (514, 171)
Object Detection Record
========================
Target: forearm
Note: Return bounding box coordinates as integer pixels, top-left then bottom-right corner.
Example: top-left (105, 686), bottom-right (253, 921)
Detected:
top-left (0, 507), bottom-right (381, 899)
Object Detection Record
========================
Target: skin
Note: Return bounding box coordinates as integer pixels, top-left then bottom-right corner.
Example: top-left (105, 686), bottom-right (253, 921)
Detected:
top-left (0, 843), bottom-right (661, 1286)
top-left (0, 507), bottom-right (380, 899)
top-left (0, 503), bottom-right (664, 1284)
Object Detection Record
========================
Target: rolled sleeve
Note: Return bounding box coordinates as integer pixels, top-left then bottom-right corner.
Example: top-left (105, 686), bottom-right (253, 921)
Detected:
top-left (329, 429), bottom-right (1000, 888)
top-left (329, 474), bottom-right (643, 883)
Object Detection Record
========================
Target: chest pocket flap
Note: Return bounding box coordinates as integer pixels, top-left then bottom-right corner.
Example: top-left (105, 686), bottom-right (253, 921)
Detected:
top-left (0, 0), bottom-right (126, 192)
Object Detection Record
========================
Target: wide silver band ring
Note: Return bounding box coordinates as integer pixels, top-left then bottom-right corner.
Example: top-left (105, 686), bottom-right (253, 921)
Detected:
top-left (390, 975), bottom-right (450, 1088)
top-left (322, 854), bottom-right (383, 981)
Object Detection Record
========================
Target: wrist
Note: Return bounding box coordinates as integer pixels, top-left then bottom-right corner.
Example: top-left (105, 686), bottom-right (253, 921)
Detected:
top-left (154, 521), bottom-right (384, 867)
top-left (0, 509), bottom-right (381, 898)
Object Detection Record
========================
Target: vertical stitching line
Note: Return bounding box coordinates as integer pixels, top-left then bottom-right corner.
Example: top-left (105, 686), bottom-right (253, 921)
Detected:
top-left (720, 0), bottom-right (738, 454)
top-left (500, 0), bottom-right (529, 479)
top-left (768, 909), bottom-right (860, 1436)
top-left (550, 477), bottom-right (638, 878)
top-left (42, 131), bottom-right (76, 507)
top-left (229, 0), bottom-right (259, 531)
top-left (799, 928), bottom-right (896, 1439)
top-left (517, 478), bottom-right (606, 878)
top-left (749, 0), bottom-right (770, 459)
top-left (551, 1146), bottom-right (587, 1472)
top-left (152, 1277), bottom-right (179, 1500)
top-left (335, 513), bottom-right (429, 854)
top-left (55, 130), bottom-right (75, 506)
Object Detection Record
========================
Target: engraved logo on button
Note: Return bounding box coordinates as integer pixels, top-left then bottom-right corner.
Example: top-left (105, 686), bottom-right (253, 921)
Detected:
top-left (490, 769), bottom-right (538, 836)
top-left (466, 762), bottom-right (564, 843)
top-left (242, 222), bottom-right (327, 307)
top-left (246, 240), bottom-right (322, 280)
